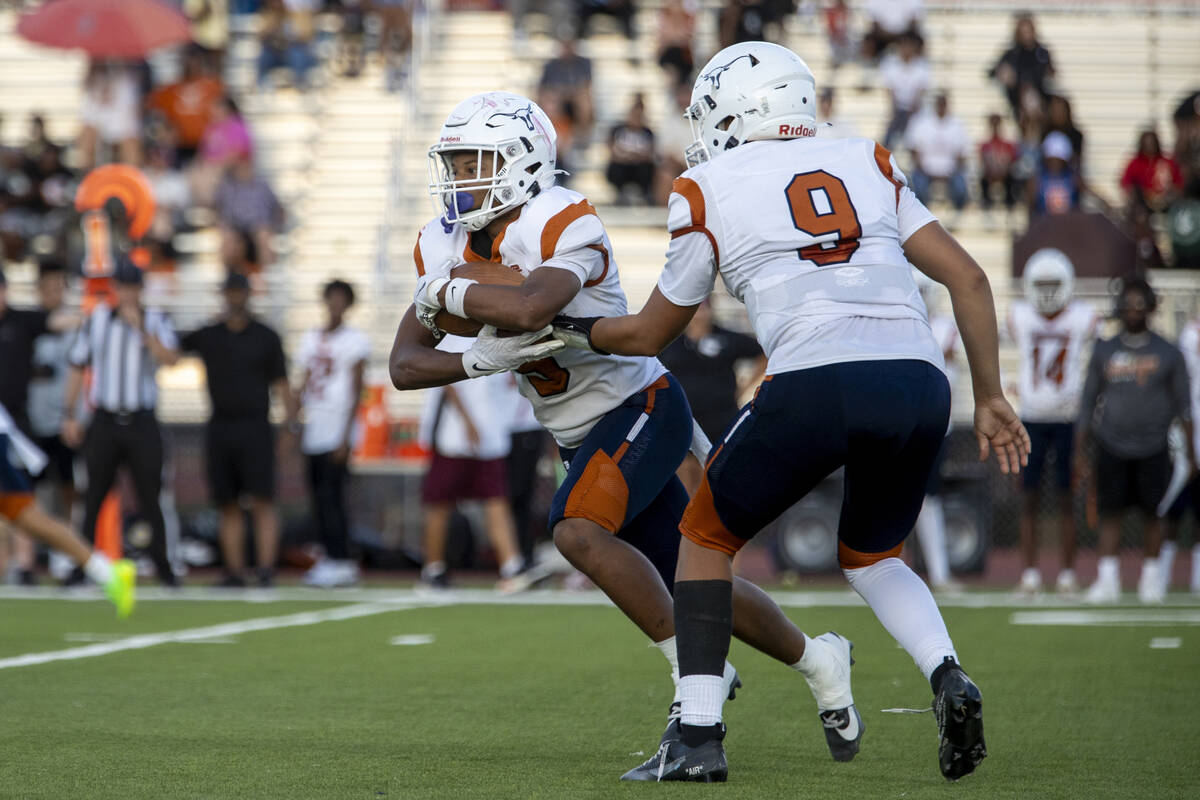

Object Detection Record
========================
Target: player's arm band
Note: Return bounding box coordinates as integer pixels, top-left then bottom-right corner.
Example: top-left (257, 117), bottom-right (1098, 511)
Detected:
top-left (551, 315), bottom-right (609, 355)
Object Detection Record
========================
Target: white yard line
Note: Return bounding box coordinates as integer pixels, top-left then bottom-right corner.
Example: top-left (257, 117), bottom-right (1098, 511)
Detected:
top-left (1010, 609), bottom-right (1200, 627)
top-left (0, 602), bottom-right (410, 671)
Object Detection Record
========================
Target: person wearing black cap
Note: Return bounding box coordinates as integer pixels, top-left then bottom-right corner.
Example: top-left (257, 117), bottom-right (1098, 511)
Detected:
top-left (179, 273), bottom-right (299, 588)
top-left (62, 258), bottom-right (181, 586)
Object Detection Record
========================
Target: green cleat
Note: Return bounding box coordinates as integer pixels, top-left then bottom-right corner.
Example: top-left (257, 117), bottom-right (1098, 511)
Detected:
top-left (105, 559), bottom-right (137, 618)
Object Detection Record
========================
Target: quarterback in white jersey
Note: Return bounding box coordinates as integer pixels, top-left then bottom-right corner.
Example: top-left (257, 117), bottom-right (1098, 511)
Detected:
top-left (553, 42), bottom-right (1028, 782)
top-left (1006, 249), bottom-right (1096, 596)
top-left (390, 92), bottom-right (851, 774)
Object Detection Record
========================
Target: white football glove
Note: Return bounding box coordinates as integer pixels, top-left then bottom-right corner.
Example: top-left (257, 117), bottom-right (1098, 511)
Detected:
top-left (463, 326), bottom-right (566, 378)
top-left (414, 274), bottom-right (449, 338)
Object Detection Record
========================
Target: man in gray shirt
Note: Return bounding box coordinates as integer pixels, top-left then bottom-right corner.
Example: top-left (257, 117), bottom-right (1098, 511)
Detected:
top-left (1076, 276), bottom-right (1194, 604)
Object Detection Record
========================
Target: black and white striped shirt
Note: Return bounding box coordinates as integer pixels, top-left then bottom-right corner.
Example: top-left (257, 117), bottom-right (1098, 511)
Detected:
top-left (68, 305), bottom-right (178, 413)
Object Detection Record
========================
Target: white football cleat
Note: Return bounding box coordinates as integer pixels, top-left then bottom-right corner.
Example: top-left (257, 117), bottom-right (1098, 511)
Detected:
top-left (804, 632), bottom-right (862, 762)
top-left (303, 559), bottom-right (360, 588)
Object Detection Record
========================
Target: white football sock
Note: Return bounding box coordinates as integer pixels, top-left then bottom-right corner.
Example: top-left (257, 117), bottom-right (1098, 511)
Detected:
top-left (1159, 541), bottom-right (1177, 587)
top-left (1097, 556), bottom-right (1120, 583)
top-left (655, 636), bottom-right (683, 704)
top-left (844, 557), bottom-right (957, 681)
top-left (790, 632), bottom-right (825, 677)
top-left (1192, 546), bottom-right (1200, 593)
top-left (83, 552), bottom-right (114, 586)
top-left (915, 496), bottom-right (951, 585)
top-left (498, 555), bottom-right (523, 579)
top-left (678, 674), bottom-right (725, 726)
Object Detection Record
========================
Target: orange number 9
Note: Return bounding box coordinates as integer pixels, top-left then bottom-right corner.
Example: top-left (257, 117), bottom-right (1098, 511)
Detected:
top-left (517, 357), bottom-right (571, 397)
top-left (785, 170), bottom-right (862, 267)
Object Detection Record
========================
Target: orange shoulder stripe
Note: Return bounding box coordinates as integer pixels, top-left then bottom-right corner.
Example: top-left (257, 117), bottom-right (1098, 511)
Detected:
top-left (541, 199), bottom-right (598, 262)
top-left (873, 142), bottom-right (902, 209)
top-left (413, 230), bottom-right (426, 276)
top-left (671, 177), bottom-right (706, 228)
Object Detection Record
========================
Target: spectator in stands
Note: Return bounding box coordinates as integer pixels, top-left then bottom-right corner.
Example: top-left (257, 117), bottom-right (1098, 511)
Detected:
top-left (719, 0), bottom-right (792, 49)
top-left (78, 61), bottom-right (142, 169)
top-left (180, 272), bottom-right (298, 588)
top-left (377, 0), bottom-right (414, 93)
top-left (417, 352), bottom-right (528, 592)
top-left (989, 13), bottom-right (1055, 121)
top-left (192, 95), bottom-right (253, 208)
top-left (658, 296), bottom-right (764, 494)
top-left (1077, 276), bottom-right (1192, 605)
top-left (1121, 129), bottom-right (1183, 216)
top-left (605, 94), bottom-right (656, 206)
top-left (184, 0), bottom-right (231, 72)
top-left (574, 0), bottom-right (636, 42)
top-left (297, 279), bottom-right (369, 588)
top-left (878, 33), bottom-right (929, 150)
top-left (333, 0), bottom-right (367, 78)
top-left (656, 0), bottom-right (696, 90)
top-left (257, 0), bottom-right (318, 91)
top-left (505, 385), bottom-right (550, 565)
top-left (21, 114), bottom-right (58, 166)
top-left (978, 113), bottom-right (1019, 221)
top-left (1043, 95), bottom-right (1084, 172)
top-left (215, 152), bottom-right (284, 272)
top-left (817, 86), bottom-right (858, 139)
top-left (146, 49), bottom-right (225, 165)
top-left (537, 38), bottom-right (594, 171)
top-left (1173, 89), bottom-right (1200, 199)
top-left (906, 91), bottom-right (969, 217)
top-left (654, 82), bottom-right (692, 204)
top-left (143, 145), bottom-right (191, 271)
top-left (823, 0), bottom-right (853, 74)
top-left (860, 0), bottom-right (923, 64)
top-left (1028, 131), bottom-right (1081, 219)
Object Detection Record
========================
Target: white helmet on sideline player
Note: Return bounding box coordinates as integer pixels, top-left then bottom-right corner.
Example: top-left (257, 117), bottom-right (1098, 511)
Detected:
top-left (1022, 248), bottom-right (1075, 315)
top-left (684, 41), bottom-right (817, 167)
top-left (428, 91), bottom-right (560, 232)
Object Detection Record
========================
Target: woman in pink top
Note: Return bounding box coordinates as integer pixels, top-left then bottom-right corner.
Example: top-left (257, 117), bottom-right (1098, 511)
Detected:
top-left (191, 96), bottom-right (253, 207)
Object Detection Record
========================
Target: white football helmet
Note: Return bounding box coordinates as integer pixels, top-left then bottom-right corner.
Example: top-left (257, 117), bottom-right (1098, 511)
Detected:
top-left (428, 91), bottom-right (560, 232)
top-left (1023, 248), bottom-right (1075, 315)
top-left (685, 41), bottom-right (817, 167)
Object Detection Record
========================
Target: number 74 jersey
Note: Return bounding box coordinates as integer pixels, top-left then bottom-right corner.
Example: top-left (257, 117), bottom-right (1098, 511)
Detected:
top-left (656, 136), bottom-right (944, 375)
top-left (1007, 299), bottom-right (1097, 423)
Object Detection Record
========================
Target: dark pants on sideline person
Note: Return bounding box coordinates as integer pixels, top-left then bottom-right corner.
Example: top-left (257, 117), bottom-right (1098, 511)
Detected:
top-left (308, 451), bottom-right (350, 559)
top-left (508, 429), bottom-right (550, 562)
top-left (82, 410), bottom-right (174, 583)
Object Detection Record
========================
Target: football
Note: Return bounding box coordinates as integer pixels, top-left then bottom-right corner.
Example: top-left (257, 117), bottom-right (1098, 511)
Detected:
top-left (434, 262), bottom-right (525, 336)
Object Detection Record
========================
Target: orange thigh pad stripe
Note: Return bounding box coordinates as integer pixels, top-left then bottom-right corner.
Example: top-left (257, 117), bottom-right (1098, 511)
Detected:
top-left (563, 449), bottom-right (630, 533)
top-left (838, 541), bottom-right (904, 569)
top-left (0, 493), bottom-right (35, 523)
top-left (679, 475), bottom-right (744, 556)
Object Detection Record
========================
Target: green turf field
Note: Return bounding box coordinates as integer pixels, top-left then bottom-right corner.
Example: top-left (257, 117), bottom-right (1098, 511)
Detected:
top-left (1, 588), bottom-right (1197, 799)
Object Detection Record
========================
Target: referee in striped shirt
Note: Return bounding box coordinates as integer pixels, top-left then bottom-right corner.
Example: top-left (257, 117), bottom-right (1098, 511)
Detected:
top-left (62, 259), bottom-right (181, 586)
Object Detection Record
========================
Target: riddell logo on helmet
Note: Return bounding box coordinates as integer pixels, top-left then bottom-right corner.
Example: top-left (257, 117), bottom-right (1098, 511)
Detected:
top-left (440, 136), bottom-right (461, 143)
top-left (779, 124), bottom-right (815, 137)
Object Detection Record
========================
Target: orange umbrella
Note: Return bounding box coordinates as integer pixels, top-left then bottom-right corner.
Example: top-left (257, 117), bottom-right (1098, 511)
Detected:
top-left (17, 0), bottom-right (191, 59)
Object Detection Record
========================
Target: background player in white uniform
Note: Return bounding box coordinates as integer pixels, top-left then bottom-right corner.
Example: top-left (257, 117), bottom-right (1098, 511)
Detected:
top-left (297, 280), bottom-right (370, 588)
top-left (390, 91), bottom-right (870, 771)
top-left (1007, 250), bottom-right (1096, 595)
top-left (914, 272), bottom-right (960, 593)
top-left (553, 42), bottom-right (1028, 782)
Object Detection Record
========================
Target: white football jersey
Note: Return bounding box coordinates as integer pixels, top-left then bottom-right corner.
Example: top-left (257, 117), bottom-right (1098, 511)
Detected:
top-left (1177, 318), bottom-right (1200, 458)
top-left (415, 185), bottom-right (664, 448)
top-left (1007, 299), bottom-right (1096, 423)
top-left (656, 137), bottom-right (944, 376)
top-left (298, 324), bottom-right (371, 454)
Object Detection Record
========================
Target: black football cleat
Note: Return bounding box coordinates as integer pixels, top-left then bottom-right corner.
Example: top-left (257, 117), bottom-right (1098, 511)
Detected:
top-left (819, 705), bottom-right (865, 762)
top-left (622, 725), bottom-right (727, 782)
top-left (932, 658), bottom-right (987, 780)
top-left (621, 671), bottom-right (742, 782)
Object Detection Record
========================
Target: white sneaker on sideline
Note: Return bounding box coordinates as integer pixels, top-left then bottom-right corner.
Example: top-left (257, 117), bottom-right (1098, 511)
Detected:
top-left (1015, 568), bottom-right (1042, 597)
top-left (1085, 575), bottom-right (1121, 604)
top-left (1056, 570), bottom-right (1079, 595)
top-left (304, 559), bottom-right (359, 588)
top-left (1138, 563), bottom-right (1165, 605)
